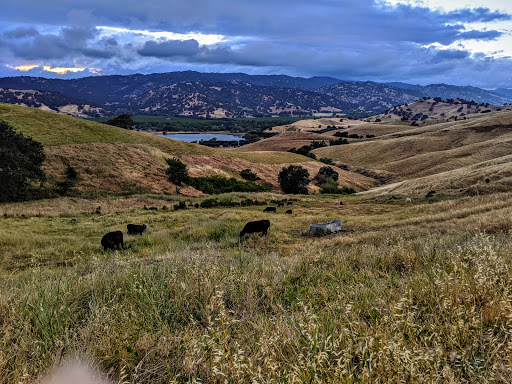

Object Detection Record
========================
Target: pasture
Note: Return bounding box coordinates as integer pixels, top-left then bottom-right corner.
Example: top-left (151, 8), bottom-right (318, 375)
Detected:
top-left (1, 191), bottom-right (512, 383)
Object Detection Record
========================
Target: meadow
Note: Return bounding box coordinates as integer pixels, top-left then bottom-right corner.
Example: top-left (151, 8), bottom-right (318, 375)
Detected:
top-left (1, 191), bottom-right (512, 383)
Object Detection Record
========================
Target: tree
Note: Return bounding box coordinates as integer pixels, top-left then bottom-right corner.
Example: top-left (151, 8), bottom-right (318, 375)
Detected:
top-left (107, 114), bottom-right (134, 129)
top-left (278, 165), bottom-right (310, 194)
top-left (314, 166), bottom-right (338, 185)
top-left (166, 157), bottom-right (189, 193)
top-left (56, 165), bottom-right (79, 195)
top-left (0, 121), bottom-right (46, 202)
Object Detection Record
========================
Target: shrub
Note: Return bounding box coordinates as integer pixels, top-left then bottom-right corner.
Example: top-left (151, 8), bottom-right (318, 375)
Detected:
top-left (56, 165), bottom-right (79, 195)
top-left (329, 138), bottom-right (349, 146)
top-left (319, 158), bottom-right (334, 165)
top-left (189, 176), bottom-right (270, 195)
top-left (314, 166), bottom-right (339, 185)
top-left (174, 201), bottom-right (187, 210)
top-left (240, 169), bottom-right (260, 181)
top-left (319, 178), bottom-right (356, 194)
top-left (201, 198), bottom-right (219, 208)
top-left (278, 165), bottom-right (310, 194)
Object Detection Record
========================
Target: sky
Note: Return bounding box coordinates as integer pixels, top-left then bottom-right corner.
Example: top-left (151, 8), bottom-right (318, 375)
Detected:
top-left (0, 0), bottom-right (511, 88)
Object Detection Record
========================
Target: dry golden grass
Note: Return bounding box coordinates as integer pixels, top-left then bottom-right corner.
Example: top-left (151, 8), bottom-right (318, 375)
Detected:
top-left (1, 192), bottom-right (512, 383)
top-left (313, 111), bottom-right (512, 192)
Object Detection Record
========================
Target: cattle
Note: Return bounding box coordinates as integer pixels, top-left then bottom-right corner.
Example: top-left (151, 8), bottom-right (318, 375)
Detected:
top-left (339, 201), bottom-right (343, 205)
top-left (485, 178), bottom-right (490, 184)
top-left (426, 190), bottom-right (436, 198)
top-left (287, 201), bottom-right (293, 206)
top-left (240, 220), bottom-right (270, 238)
top-left (277, 202), bottom-right (284, 207)
top-left (101, 231), bottom-right (124, 251)
top-left (263, 206), bottom-right (277, 213)
top-left (285, 209), bottom-right (292, 214)
top-left (127, 223), bottom-right (149, 235)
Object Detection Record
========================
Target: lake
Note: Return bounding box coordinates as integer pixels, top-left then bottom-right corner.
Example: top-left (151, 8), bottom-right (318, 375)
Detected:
top-left (158, 133), bottom-right (245, 142)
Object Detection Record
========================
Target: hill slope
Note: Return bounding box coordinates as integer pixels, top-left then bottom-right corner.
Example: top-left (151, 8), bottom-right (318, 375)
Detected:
top-left (371, 97), bottom-right (512, 122)
top-left (0, 103), bottom-right (373, 195)
top-left (311, 111), bottom-right (512, 194)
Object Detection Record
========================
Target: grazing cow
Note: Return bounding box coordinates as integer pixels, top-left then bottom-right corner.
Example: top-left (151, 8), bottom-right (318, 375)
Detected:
top-left (277, 202), bottom-right (284, 207)
top-left (426, 190), bottom-right (436, 198)
top-left (240, 220), bottom-right (270, 238)
top-left (287, 201), bottom-right (293, 206)
top-left (485, 178), bottom-right (490, 184)
top-left (285, 209), bottom-right (292, 214)
top-left (405, 198), bottom-right (412, 203)
top-left (127, 223), bottom-right (149, 235)
top-left (263, 206), bottom-right (277, 213)
top-left (339, 201), bottom-right (343, 205)
top-left (101, 231), bottom-right (124, 251)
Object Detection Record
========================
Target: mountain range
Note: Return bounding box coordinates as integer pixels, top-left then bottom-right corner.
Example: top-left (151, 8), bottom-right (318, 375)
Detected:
top-left (0, 71), bottom-right (510, 117)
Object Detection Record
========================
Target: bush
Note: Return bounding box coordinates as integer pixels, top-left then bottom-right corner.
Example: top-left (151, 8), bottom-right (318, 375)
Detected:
top-left (189, 176), bottom-right (270, 195)
top-left (240, 169), bottom-right (260, 181)
top-left (0, 121), bottom-right (46, 202)
top-left (56, 165), bottom-right (79, 195)
top-left (278, 165), bottom-right (310, 194)
top-left (319, 178), bottom-right (356, 194)
top-left (319, 158), bottom-right (334, 165)
top-left (201, 198), bottom-right (219, 208)
top-left (314, 166), bottom-right (339, 186)
top-left (174, 201), bottom-right (187, 210)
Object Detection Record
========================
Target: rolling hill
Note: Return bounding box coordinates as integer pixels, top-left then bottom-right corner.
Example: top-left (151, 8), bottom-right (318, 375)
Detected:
top-left (312, 110), bottom-right (512, 195)
top-left (371, 97), bottom-right (512, 122)
top-left (0, 103), bottom-right (373, 196)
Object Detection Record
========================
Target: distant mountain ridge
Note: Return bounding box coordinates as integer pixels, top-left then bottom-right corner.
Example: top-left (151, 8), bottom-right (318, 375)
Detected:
top-left (0, 71), bottom-right (510, 117)
top-left (385, 82), bottom-right (510, 105)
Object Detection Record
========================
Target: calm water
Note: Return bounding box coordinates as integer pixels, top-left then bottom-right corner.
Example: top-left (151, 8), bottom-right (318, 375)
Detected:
top-left (158, 133), bottom-right (245, 142)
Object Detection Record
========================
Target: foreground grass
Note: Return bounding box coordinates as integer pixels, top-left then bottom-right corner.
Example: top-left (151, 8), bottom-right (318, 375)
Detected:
top-left (1, 193), bottom-right (512, 383)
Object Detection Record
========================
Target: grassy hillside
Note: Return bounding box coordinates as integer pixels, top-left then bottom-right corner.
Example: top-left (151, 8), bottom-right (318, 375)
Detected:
top-left (0, 103), bottom-right (372, 195)
top-left (1, 192), bottom-right (511, 382)
top-left (313, 110), bottom-right (512, 193)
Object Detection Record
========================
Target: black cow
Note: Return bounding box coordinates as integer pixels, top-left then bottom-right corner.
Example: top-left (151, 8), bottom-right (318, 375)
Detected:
top-left (287, 201), bottom-right (293, 206)
top-left (263, 207), bottom-right (277, 213)
top-left (127, 223), bottom-right (149, 235)
top-left (285, 209), bottom-right (292, 214)
top-left (240, 220), bottom-right (270, 237)
top-left (277, 202), bottom-right (285, 207)
top-left (339, 201), bottom-right (343, 205)
top-left (101, 231), bottom-right (124, 251)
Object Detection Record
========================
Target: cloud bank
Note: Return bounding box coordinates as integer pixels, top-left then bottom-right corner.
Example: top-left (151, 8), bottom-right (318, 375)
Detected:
top-left (0, 0), bottom-right (510, 87)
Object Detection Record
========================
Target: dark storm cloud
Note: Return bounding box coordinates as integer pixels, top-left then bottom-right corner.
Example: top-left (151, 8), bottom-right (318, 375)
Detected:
top-left (4, 27), bottom-right (39, 39)
top-left (5, 26), bottom-right (118, 60)
top-left (138, 39), bottom-right (200, 57)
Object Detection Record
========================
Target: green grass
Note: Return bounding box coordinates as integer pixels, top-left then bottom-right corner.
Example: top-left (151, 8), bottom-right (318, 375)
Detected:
top-left (1, 192), bottom-right (512, 382)
top-left (0, 103), bottom-right (312, 165)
